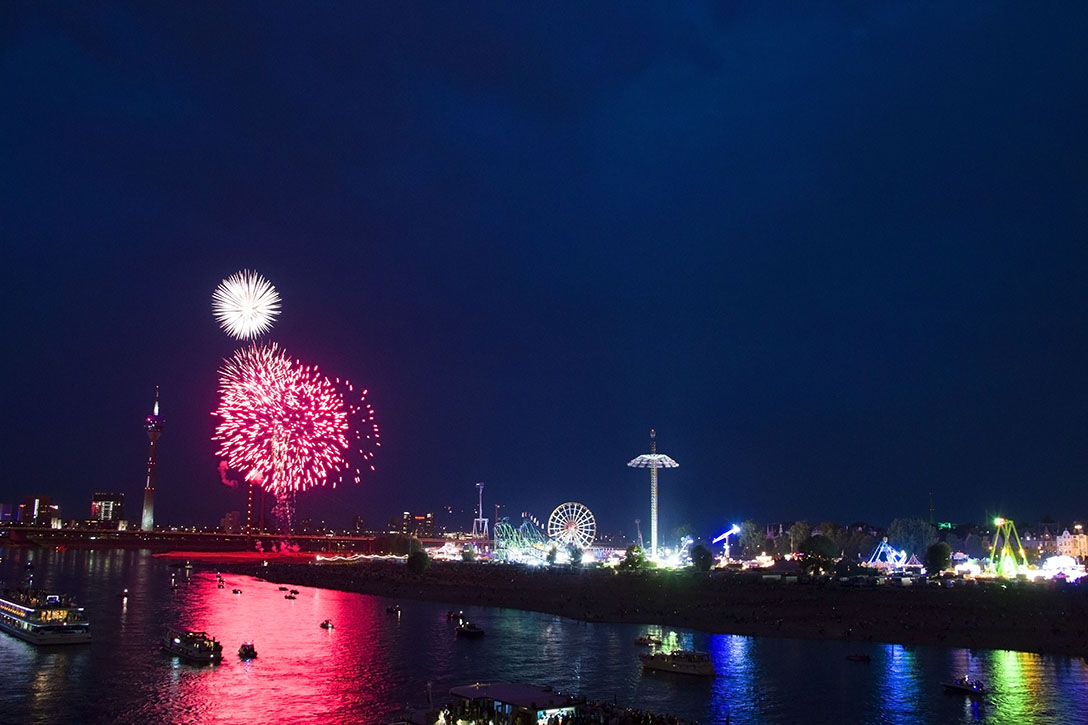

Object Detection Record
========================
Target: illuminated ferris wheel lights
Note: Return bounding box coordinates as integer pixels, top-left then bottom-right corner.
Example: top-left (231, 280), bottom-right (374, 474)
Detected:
top-left (547, 502), bottom-right (596, 550)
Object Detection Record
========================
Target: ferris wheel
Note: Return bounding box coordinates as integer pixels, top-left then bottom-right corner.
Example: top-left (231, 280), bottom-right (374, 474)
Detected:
top-left (547, 502), bottom-right (596, 549)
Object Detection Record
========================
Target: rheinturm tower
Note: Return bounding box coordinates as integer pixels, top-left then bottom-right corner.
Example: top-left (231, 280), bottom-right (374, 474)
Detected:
top-left (141, 387), bottom-right (165, 531)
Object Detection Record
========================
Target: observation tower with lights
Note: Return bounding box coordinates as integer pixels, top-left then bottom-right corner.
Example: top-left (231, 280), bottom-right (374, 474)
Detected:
top-left (627, 429), bottom-right (678, 558)
top-left (141, 387), bottom-right (165, 531)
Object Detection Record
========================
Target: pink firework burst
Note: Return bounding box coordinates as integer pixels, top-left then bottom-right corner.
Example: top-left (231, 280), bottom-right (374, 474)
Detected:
top-left (212, 343), bottom-right (380, 496)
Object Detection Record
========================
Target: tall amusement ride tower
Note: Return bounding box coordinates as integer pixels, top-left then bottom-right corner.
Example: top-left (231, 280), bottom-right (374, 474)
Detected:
top-left (627, 429), bottom-right (678, 558)
top-left (141, 387), bottom-right (165, 531)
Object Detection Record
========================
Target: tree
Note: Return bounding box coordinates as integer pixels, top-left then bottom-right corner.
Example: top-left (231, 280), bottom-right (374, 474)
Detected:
top-left (789, 520), bottom-right (812, 553)
top-left (673, 523), bottom-right (695, 543)
top-left (738, 520), bottom-right (765, 559)
top-left (461, 545), bottom-right (477, 562)
top-left (924, 541), bottom-right (951, 574)
top-left (963, 533), bottom-right (986, 560)
top-left (546, 545), bottom-right (558, 565)
top-left (619, 544), bottom-right (646, 570)
top-left (835, 558), bottom-right (866, 577)
top-left (691, 544), bottom-right (715, 572)
top-left (942, 532), bottom-right (964, 556)
top-left (887, 518), bottom-right (938, 559)
top-left (567, 544), bottom-right (583, 567)
top-left (843, 530), bottom-right (878, 563)
top-left (818, 522), bottom-right (847, 555)
top-left (373, 534), bottom-right (417, 556)
top-left (772, 533), bottom-right (793, 558)
top-left (406, 550), bottom-right (430, 574)
top-left (798, 534), bottom-right (838, 576)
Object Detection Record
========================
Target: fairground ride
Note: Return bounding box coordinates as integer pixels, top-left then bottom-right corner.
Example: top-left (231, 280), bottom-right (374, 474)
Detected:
top-left (988, 517), bottom-right (1029, 577)
top-left (495, 503), bottom-right (598, 564)
top-left (866, 537), bottom-right (907, 571)
top-left (494, 514), bottom-right (550, 563)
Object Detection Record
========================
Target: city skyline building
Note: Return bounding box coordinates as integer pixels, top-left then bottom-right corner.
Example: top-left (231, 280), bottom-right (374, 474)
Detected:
top-left (141, 387), bottom-right (165, 531)
top-left (19, 495), bottom-right (58, 526)
top-left (90, 492), bottom-right (125, 522)
top-left (400, 511), bottom-right (436, 537)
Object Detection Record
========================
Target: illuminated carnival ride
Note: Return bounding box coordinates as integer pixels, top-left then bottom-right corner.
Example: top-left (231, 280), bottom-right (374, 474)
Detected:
top-left (495, 503), bottom-right (597, 564)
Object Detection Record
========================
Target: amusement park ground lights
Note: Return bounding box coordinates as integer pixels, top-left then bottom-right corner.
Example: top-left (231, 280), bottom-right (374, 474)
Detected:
top-left (314, 545), bottom-right (1086, 582)
top-left (326, 512), bottom-right (1084, 582)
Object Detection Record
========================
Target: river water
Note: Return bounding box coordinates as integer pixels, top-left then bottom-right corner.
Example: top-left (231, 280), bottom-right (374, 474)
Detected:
top-left (0, 547), bottom-right (1085, 723)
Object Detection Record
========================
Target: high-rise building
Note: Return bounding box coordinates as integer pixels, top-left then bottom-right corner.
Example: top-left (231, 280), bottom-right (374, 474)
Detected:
top-left (221, 511), bottom-right (242, 534)
top-left (19, 496), bottom-right (58, 526)
top-left (400, 511), bottom-right (436, 537)
top-left (90, 492), bottom-right (125, 523)
top-left (141, 387), bottom-right (165, 531)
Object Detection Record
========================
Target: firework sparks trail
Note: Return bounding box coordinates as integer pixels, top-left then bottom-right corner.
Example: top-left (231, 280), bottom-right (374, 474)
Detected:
top-left (211, 343), bottom-right (381, 497)
top-left (212, 270), bottom-right (281, 339)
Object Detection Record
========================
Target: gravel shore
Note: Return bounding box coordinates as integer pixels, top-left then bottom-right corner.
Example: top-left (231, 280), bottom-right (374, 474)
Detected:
top-left (166, 553), bottom-right (1088, 658)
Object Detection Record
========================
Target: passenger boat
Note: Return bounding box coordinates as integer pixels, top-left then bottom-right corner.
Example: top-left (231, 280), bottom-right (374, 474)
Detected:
top-left (161, 629), bottom-right (223, 663)
top-left (284, 594), bottom-right (297, 600)
top-left (320, 619), bottom-right (334, 629)
top-left (388, 681), bottom-right (686, 725)
top-left (639, 650), bottom-right (715, 676)
top-left (942, 677), bottom-right (987, 697)
top-left (456, 622), bottom-right (485, 638)
top-left (634, 635), bottom-right (662, 647)
top-left (386, 604), bottom-right (401, 614)
top-left (238, 641), bottom-right (257, 659)
top-left (0, 589), bottom-right (92, 645)
top-left (232, 588), bottom-right (242, 594)
top-left (278, 586), bottom-right (289, 591)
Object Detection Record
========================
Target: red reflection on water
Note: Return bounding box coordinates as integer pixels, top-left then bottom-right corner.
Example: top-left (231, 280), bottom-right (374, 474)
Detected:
top-left (164, 570), bottom-right (389, 723)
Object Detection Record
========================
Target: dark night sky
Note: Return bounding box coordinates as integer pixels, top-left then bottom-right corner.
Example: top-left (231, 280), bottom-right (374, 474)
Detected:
top-left (3, 4), bottom-right (1087, 539)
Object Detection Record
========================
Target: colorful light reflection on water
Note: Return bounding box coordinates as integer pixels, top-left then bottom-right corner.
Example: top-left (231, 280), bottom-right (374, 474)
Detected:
top-left (0, 548), bottom-right (1086, 724)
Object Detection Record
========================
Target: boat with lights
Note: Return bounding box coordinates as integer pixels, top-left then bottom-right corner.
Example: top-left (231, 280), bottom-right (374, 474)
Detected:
top-left (639, 650), bottom-right (715, 676)
top-left (634, 635), bottom-right (662, 647)
top-left (162, 629), bottom-right (223, 663)
top-left (0, 589), bottom-right (92, 645)
top-left (942, 677), bottom-right (987, 697)
top-left (238, 641), bottom-right (257, 659)
top-left (456, 621), bottom-right (485, 638)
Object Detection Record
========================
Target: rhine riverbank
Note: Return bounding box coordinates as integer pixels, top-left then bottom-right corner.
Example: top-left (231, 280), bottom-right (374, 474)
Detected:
top-left (164, 553), bottom-right (1088, 658)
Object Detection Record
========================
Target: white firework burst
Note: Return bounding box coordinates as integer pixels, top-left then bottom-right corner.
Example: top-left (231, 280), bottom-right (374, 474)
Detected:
top-left (212, 270), bottom-right (281, 339)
